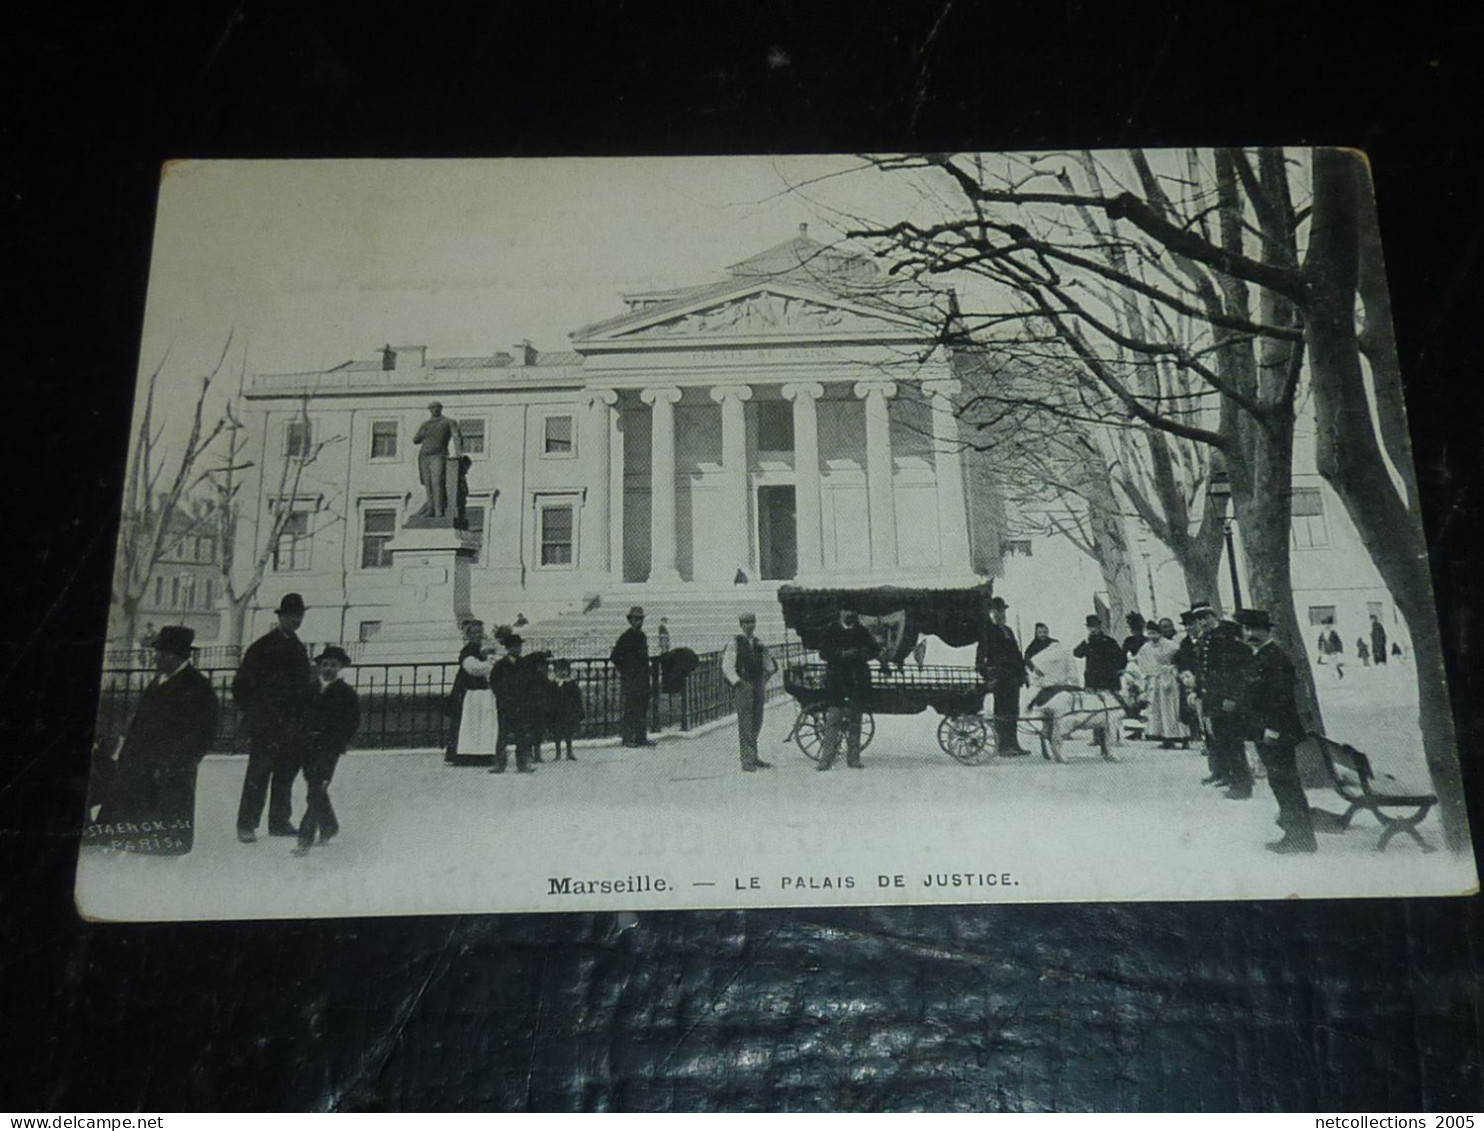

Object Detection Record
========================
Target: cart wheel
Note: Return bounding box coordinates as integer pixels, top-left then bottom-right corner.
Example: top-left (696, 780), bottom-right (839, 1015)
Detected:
top-left (938, 714), bottom-right (992, 765)
top-left (793, 705), bottom-right (828, 761)
top-left (794, 706), bottom-right (875, 760)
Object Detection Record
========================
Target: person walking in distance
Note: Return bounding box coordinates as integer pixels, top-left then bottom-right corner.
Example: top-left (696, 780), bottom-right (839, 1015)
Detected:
top-left (294, 646), bottom-right (360, 857)
top-left (610, 606), bottom-right (654, 748)
top-left (1370, 613), bottom-right (1389, 667)
top-left (233, 593), bottom-right (313, 842)
top-left (723, 612), bottom-right (778, 772)
top-left (1234, 609), bottom-right (1317, 854)
top-left (815, 606), bottom-right (879, 771)
top-left (976, 596), bottom-right (1030, 755)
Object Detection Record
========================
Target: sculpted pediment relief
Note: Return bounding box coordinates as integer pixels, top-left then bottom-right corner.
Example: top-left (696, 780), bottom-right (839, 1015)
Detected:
top-left (623, 291), bottom-right (899, 338)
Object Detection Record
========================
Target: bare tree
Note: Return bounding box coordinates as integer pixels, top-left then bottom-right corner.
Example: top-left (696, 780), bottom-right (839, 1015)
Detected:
top-left (1305, 148), bottom-right (1467, 850)
top-left (111, 341), bottom-right (232, 646)
top-left (822, 147), bottom-right (1464, 850)
top-left (836, 148), bottom-right (1319, 732)
top-left (206, 394), bottom-right (344, 652)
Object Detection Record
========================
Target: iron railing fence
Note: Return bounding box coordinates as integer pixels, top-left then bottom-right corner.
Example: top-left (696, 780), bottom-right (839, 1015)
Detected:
top-left (96, 639), bottom-right (813, 754)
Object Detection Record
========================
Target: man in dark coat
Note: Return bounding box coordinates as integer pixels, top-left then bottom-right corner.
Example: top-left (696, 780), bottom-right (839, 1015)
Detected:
top-left (490, 634), bottom-right (536, 773)
top-left (92, 626), bottom-right (219, 855)
top-left (1235, 609), bottom-right (1316, 853)
top-left (1187, 603), bottom-right (1254, 798)
top-left (610, 606), bottom-right (654, 748)
top-left (232, 592), bottom-right (312, 842)
top-left (1173, 610), bottom-right (1201, 736)
top-left (1074, 614), bottom-right (1127, 693)
top-left (294, 646), bottom-right (360, 856)
top-left (816, 606), bottom-right (879, 771)
top-left (1122, 612), bottom-right (1149, 660)
top-left (547, 658), bottom-right (584, 761)
top-left (976, 596), bottom-right (1030, 755)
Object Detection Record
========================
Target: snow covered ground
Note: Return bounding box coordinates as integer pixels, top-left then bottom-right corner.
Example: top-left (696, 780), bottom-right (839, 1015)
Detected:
top-left (76, 656), bottom-right (1476, 922)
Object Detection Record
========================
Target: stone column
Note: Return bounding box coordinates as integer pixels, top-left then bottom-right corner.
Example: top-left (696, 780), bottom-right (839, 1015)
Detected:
top-left (854, 379), bottom-right (899, 569)
top-left (782, 381), bottom-right (826, 573)
top-left (582, 389), bottom-right (619, 576)
top-left (709, 384), bottom-right (753, 579)
top-left (927, 378), bottom-right (971, 573)
top-left (640, 386), bottom-right (683, 584)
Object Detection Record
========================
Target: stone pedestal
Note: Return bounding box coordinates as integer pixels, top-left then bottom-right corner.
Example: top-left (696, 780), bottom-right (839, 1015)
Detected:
top-left (359, 525), bottom-right (478, 663)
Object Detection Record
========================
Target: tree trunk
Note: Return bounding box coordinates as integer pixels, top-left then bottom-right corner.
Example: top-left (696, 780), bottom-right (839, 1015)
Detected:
top-left (227, 594), bottom-right (253, 651)
top-left (1077, 443), bottom-right (1139, 628)
top-left (1306, 147), bottom-right (1468, 851)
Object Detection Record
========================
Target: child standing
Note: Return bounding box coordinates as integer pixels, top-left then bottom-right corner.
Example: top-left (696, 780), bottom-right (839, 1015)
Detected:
top-left (548, 659), bottom-right (584, 761)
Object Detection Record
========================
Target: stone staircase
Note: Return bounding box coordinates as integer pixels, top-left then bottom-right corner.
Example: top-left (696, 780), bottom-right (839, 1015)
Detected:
top-left (516, 588), bottom-right (794, 659)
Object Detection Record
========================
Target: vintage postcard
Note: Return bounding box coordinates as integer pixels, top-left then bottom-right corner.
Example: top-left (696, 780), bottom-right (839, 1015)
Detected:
top-left (77, 152), bottom-right (1476, 921)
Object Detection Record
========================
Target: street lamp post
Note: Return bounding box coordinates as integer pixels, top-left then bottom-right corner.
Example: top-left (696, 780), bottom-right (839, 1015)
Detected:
top-left (1206, 470), bottom-right (1244, 611)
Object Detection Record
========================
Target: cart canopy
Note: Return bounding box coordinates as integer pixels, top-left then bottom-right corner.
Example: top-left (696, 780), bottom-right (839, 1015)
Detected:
top-left (776, 582), bottom-right (992, 660)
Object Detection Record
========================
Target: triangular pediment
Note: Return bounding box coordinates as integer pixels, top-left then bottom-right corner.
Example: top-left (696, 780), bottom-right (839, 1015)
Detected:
top-left (573, 280), bottom-right (938, 346)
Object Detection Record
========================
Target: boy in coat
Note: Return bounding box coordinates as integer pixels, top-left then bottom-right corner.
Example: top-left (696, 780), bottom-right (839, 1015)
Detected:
top-left (547, 659), bottom-right (584, 761)
top-left (293, 646), bottom-right (360, 856)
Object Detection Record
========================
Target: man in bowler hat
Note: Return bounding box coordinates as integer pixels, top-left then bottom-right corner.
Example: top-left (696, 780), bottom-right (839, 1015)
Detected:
top-left (93, 626), bottom-right (219, 855)
top-left (610, 606), bottom-right (654, 748)
top-left (1074, 614), bottom-right (1127, 694)
top-left (976, 596), bottom-right (1030, 755)
top-left (233, 593), bottom-right (312, 841)
top-left (294, 646), bottom-right (360, 856)
top-left (1235, 608), bottom-right (1316, 853)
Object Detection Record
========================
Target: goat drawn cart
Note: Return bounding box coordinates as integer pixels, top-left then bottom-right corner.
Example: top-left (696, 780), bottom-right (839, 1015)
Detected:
top-left (776, 582), bottom-right (996, 766)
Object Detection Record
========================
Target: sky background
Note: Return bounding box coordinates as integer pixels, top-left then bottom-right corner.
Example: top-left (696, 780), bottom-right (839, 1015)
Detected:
top-left (137, 155), bottom-right (956, 428)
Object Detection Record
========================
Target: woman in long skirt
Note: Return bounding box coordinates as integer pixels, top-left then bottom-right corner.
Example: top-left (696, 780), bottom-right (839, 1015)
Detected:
top-left (1138, 619), bottom-right (1189, 749)
top-left (447, 621), bottom-right (499, 763)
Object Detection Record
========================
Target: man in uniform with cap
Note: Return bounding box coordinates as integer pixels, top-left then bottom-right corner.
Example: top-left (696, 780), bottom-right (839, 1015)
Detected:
top-left (1235, 608), bottom-right (1317, 853)
top-left (411, 401), bottom-right (463, 518)
top-left (1186, 602), bottom-right (1254, 798)
top-left (294, 645), bottom-right (360, 856)
top-left (233, 592), bottom-right (313, 841)
top-left (92, 625), bottom-right (219, 855)
top-left (1073, 614), bottom-right (1127, 694)
top-left (975, 596), bottom-right (1030, 755)
top-left (610, 607), bottom-right (654, 748)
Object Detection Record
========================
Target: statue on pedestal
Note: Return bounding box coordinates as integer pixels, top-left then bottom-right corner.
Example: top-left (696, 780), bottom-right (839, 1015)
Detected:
top-left (410, 402), bottom-right (464, 525)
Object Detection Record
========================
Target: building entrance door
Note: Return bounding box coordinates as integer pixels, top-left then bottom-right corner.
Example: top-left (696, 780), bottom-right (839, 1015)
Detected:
top-left (757, 485), bottom-right (798, 581)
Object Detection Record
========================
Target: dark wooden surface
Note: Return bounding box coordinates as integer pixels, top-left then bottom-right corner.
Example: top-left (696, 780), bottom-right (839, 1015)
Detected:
top-left (3, 2), bottom-right (1482, 1111)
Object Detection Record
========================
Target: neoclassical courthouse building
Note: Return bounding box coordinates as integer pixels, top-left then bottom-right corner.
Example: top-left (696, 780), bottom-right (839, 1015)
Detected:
top-left (239, 229), bottom-right (1003, 652)
top-left (237, 226), bottom-right (1404, 660)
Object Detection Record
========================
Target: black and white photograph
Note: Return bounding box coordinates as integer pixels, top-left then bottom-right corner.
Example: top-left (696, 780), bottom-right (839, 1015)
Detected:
top-left (76, 151), bottom-right (1477, 921)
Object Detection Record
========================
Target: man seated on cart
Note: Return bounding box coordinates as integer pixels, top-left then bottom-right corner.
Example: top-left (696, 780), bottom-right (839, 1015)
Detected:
top-left (816, 605), bottom-right (881, 771)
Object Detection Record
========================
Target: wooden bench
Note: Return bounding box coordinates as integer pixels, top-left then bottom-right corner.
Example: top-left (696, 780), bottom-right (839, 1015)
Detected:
top-left (1300, 733), bottom-right (1438, 853)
